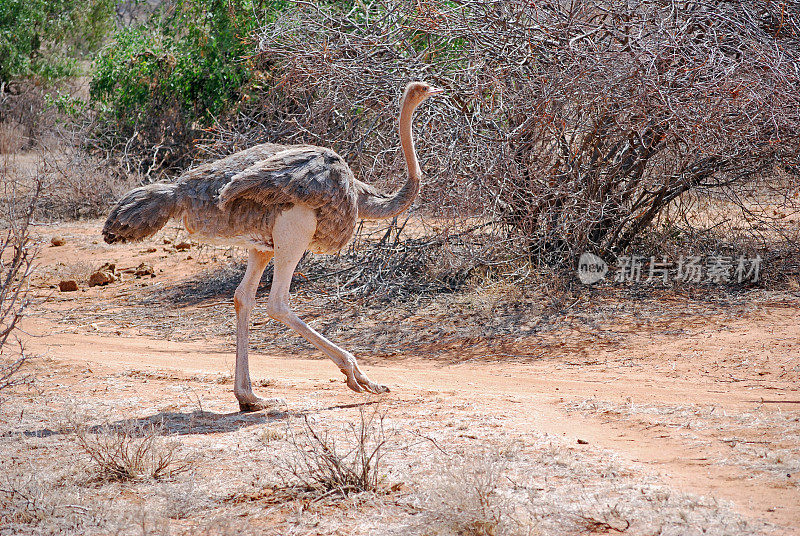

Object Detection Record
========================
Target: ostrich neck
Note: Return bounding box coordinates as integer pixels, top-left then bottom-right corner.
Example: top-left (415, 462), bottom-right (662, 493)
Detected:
top-left (399, 98), bottom-right (421, 181)
top-left (354, 95), bottom-right (424, 220)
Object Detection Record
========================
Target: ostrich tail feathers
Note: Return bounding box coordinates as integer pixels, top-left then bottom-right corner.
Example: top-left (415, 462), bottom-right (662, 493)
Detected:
top-left (103, 183), bottom-right (180, 244)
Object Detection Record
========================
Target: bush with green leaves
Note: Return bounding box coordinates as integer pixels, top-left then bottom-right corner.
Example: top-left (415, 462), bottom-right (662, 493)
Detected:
top-left (90, 0), bottom-right (288, 173)
top-left (0, 0), bottom-right (114, 83)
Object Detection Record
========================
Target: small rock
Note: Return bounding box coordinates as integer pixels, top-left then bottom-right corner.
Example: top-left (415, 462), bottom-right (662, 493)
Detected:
top-left (134, 262), bottom-right (154, 277)
top-left (51, 236), bottom-right (65, 247)
top-left (175, 241), bottom-right (191, 251)
top-left (577, 439), bottom-right (589, 445)
top-left (88, 262), bottom-right (117, 287)
top-left (163, 238), bottom-right (172, 244)
top-left (58, 280), bottom-right (79, 292)
top-left (89, 270), bottom-right (115, 287)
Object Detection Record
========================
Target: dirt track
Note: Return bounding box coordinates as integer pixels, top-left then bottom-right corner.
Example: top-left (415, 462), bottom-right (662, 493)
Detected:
top-left (7, 220), bottom-right (800, 534)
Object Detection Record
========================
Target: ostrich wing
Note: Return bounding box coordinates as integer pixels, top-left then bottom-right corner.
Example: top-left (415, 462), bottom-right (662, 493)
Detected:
top-left (218, 146), bottom-right (352, 210)
top-left (217, 146), bottom-right (358, 253)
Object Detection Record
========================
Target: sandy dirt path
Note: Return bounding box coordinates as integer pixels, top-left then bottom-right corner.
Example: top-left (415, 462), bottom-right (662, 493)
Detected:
top-left (20, 219), bottom-right (800, 532)
top-left (27, 303), bottom-right (800, 530)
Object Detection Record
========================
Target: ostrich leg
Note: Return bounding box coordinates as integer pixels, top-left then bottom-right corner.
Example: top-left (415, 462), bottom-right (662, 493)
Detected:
top-left (265, 206), bottom-right (389, 394)
top-left (234, 248), bottom-right (283, 411)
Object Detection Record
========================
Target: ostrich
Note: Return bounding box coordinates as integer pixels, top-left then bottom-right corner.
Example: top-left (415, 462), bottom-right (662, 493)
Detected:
top-left (103, 82), bottom-right (443, 411)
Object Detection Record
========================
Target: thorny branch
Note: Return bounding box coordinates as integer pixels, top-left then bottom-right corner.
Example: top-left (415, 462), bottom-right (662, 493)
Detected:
top-left (0, 174), bottom-right (40, 398)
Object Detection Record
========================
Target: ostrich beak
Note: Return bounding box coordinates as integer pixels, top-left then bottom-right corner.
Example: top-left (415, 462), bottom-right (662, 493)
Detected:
top-left (427, 86), bottom-right (445, 96)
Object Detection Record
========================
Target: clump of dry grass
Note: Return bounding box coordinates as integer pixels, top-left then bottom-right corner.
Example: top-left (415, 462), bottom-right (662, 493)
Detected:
top-left (0, 472), bottom-right (94, 529)
top-left (72, 421), bottom-right (194, 482)
top-left (423, 451), bottom-right (523, 536)
top-left (409, 437), bottom-right (771, 536)
top-left (279, 404), bottom-right (390, 498)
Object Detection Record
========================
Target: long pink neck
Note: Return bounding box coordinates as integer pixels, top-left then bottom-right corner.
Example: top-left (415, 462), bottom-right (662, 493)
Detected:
top-left (399, 97), bottom-right (422, 182)
top-left (356, 93), bottom-right (422, 220)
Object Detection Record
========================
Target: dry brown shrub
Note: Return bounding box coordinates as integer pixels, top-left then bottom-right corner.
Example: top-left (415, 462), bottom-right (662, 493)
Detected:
top-left (201, 0), bottom-right (800, 272)
top-left (0, 121), bottom-right (26, 154)
top-left (279, 404), bottom-right (391, 498)
top-left (0, 83), bottom-right (49, 152)
top-left (34, 145), bottom-right (140, 221)
top-left (0, 174), bottom-right (39, 402)
top-left (73, 421), bottom-right (194, 482)
top-left (0, 79), bottom-right (141, 222)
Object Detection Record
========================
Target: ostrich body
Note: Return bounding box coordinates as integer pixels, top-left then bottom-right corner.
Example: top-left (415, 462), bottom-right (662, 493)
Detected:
top-left (103, 82), bottom-right (443, 410)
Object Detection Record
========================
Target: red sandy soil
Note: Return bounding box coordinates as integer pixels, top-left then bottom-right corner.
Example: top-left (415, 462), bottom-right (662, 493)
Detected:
top-left (15, 219), bottom-right (800, 532)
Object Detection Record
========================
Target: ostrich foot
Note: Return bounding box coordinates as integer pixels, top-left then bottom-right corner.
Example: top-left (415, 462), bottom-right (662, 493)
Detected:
top-left (342, 368), bottom-right (390, 394)
top-left (237, 395), bottom-right (286, 413)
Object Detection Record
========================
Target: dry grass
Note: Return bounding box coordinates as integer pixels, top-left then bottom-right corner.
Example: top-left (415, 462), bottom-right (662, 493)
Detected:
top-left (423, 450), bottom-right (519, 536)
top-left (0, 122), bottom-right (26, 154)
top-left (72, 420), bottom-right (195, 482)
top-left (0, 471), bottom-right (94, 530)
top-left (279, 404), bottom-right (390, 498)
top-left (41, 260), bottom-right (94, 286)
top-left (410, 438), bottom-right (772, 536)
top-left (0, 360), bottom-right (778, 536)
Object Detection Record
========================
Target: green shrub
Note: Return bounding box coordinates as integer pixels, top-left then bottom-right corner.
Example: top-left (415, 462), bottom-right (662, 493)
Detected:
top-left (0, 0), bottom-right (114, 82)
top-left (90, 0), bottom-right (291, 172)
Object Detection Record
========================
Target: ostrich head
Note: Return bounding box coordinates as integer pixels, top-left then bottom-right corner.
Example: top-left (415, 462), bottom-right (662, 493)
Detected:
top-left (402, 81), bottom-right (445, 107)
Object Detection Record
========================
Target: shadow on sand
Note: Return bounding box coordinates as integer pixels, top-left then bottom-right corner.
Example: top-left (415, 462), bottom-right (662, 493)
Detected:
top-left (16, 400), bottom-right (379, 438)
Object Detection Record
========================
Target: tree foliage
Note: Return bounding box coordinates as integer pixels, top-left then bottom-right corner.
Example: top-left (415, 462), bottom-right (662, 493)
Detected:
top-left (0, 0), bottom-right (114, 83)
top-left (79, 0), bottom-right (799, 267)
top-left (90, 0), bottom-right (288, 172)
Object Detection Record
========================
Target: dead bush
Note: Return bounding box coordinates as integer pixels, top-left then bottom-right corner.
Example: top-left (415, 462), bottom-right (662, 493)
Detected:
top-left (0, 121), bottom-right (26, 154)
top-left (227, 0), bottom-right (799, 269)
top-left (279, 405), bottom-right (390, 497)
top-left (0, 81), bottom-right (141, 222)
top-left (0, 83), bottom-right (49, 151)
top-left (73, 421), bottom-right (194, 482)
top-left (0, 174), bottom-right (40, 402)
top-left (32, 141), bottom-right (140, 221)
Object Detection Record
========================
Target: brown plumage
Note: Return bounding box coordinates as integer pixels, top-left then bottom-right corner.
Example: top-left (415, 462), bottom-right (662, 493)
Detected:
top-left (103, 82), bottom-right (436, 252)
top-left (102, 82), bottom-right (443, 409)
